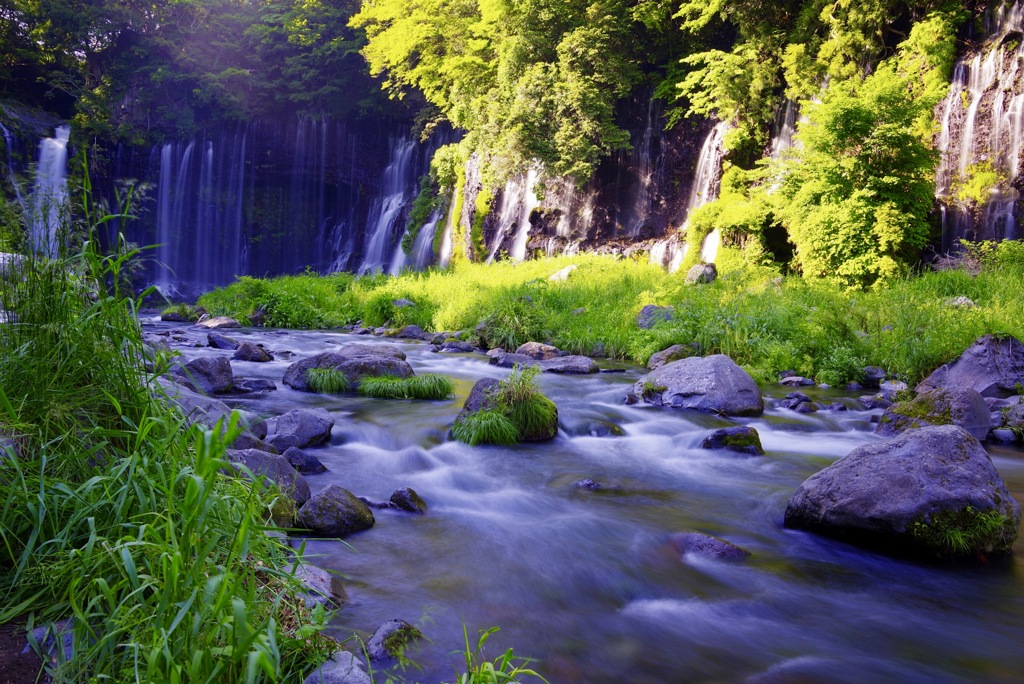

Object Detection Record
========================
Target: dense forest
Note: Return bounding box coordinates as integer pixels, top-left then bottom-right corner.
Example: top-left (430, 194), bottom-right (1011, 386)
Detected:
top-left (0, 0), bottom-right (1005, 288)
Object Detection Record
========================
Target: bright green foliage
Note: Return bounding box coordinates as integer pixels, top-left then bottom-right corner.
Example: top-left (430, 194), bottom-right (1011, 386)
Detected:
top-left (358, 374), bottom-right (455, 400)
top-left (161, 302), bottom-right (201, 322)
top-left (495, 365), bottom-right (558, 441)
top-left (478, 288), bottom-right (550, 350)
top-left (955, 161), bottom-right (1003, 206)
top-left (306, 367), bottom-right (351, 394)
top-left (815, 345), bottom-right (866, 386)
top-left (351, 0), bottom-right (639, 182)
top-left (199, 272), bottom-right (358, 328)
top-left (451, 408), bottom-right (520, 446)
top-left (0, 227), bottom-right (331, 679)
top-left (768, 14), bottom-right (959, 288)
top-left (449, 626), bottom-right (550, 683)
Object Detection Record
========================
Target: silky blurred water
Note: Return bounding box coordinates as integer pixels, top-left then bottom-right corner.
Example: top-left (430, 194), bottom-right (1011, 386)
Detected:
top-left (148, 321), bottom-right (1024, 683)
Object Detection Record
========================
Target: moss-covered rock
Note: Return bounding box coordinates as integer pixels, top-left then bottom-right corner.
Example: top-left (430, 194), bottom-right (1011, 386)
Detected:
top-left (876, 387), bottom-right (990, 440)
top-left (699, 426), bottom-right (764, 455)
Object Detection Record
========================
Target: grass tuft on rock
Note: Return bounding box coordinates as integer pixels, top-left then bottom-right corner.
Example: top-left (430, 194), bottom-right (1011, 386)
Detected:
top-left (452, 408), bottom-right (520, 446)
top-left (306, 367), bottom-right (350, 394)
top-left (909, 506), bottom-right (1018, 557)
top-left (358, 374), bottom-right (455, 400)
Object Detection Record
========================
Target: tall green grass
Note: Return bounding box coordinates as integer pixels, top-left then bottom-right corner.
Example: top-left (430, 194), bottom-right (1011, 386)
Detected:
top-left (199, 243), bottom-right (1024, 385)
top-left (357, 374), bottom-right (455, 400)
top-left (0, 191), bottom-right (331, 681)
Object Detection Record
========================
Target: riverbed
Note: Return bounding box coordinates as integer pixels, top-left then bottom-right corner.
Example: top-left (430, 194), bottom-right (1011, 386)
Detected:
top-left (147, 320), bottom-right (1024, 683)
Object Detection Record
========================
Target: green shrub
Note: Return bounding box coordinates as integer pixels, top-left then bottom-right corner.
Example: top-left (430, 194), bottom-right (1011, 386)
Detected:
top-left (815, 345), bottom-right (866, 386)
top-left (493, 365), bottom-right (558, 440)
top-left (451, 626), bottom-right (550, 684)
top-left (161, 302), bottom-right (200, 321)
top-left (306, 367), bottom-right (350, 394)
top-left (357, 374), bottom-right (455, 400)
top-left (451, 408), bottom-right (519, 446)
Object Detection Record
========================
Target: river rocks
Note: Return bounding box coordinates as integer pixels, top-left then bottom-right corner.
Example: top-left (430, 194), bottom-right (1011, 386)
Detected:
top-left (269, 408), bottom-right (335, 450)
top-left (862, 366), bottom-right (887, 389)
top-left (366, 619), bottom-right (423, 661)
top-left (394, 324), bottom-right (424, 339)
top-left (647, 344), bottom-right (697, 370)
top-left (227, 448), bottom-right (310, 505)
top-left (489, 351), bottom-right (537, 368)
top-left (783, 425), bottom-right (1021, 558)
top-left (195, 316), bottom-right (241, 329)
top-left (516, 341), bottom-right (562, 360)
top-left (917, 334), bottom-right (1024, 398)
top-left (389, 487), bottom-right (427, 514)
top-left (283, 347), bottom-right (413, 392)
top-left (284, 446), bottom-right (328, 474)
top-left (292, 563), bottom-right (347, 610)
top-left (437, 341), bottom-right (476, 353)
top-left (542, 355), bottom-right (599, 374)
top-left (876, 388), bottom-right (991, 440)
top-left (684, 262), bottom-right (717, 285)
top-left (455, 377), bottom-right (558, 443)
top-left (297, 485), bottom-right (375, 537)
top-left (175, 356), bottom-right (234, 394)
top-left (233, 342), bottom-right (273, 362)
top-left (670, 532), bottom-right (751, 561)
top-left (460, 378), bottom-right (501, 417)
top-left (634, 355), bottom-right (764, 417)
top-left (636, 304), bottom-right (673, 329)
top-left (699, 426), bottom-right (764, 455)
top-left (303, 650), bottom-right (371, 684)
top-left (234, 378), bottom-right (278, 394)
top-left (207, 332), bottom-right (239, 350)
top-left (779, 376), bottom-right (814, 387)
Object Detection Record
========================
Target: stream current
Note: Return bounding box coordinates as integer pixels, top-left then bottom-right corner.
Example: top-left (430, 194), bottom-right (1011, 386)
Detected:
top-left (146, 320), bottom-right (1024, 683)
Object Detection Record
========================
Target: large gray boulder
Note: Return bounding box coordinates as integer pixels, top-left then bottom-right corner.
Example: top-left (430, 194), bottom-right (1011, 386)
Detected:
top-left (917, 334), bottom-right (1024, 398)
top-left (227, 448), bottom-right (310, 505)
top-left (876, 388), bottom-right (991, 440)
top-left (633, 355), bottom-right (764, 417)
top-left (636, 304), bottom-right (673, 329)
top-left (269, 408), bottom-right (335, 450)
top-left (784, 425), bottom-right (1021, 558)
top-left (207, 333), bottom-right (240, 350)
top-left (282, 347), bottom-right (413, 392)
top-left (156, 379), bottom-right (268, 450)
top-left (233, 342), bottom-right (273, 362)
top-left (297, 485), bottom-right (375, 537)
top-left (175, 356), bottom-right (234, 394)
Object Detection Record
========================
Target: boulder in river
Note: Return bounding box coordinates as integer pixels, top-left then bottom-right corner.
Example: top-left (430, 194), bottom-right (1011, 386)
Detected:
top-left (291, 562), bottom-right (347, 610)
top-left (195, 316), bottom-right (241, 329)
top-left (233, 342), bottom-right (273, 362)
top-left (302, 650), bottom-right (371, 684)
top-left (670, 532), bottom-right (751, 561)
top-left (207, 333), bottom-right (240, 350)
top-left (297, 485), bottom-right (375, 537)
top-left (284, 446), bottom-right (328, 474)
top-left (394, 324), bottom-right (424, 339)
top-left (390, 487), bottom-right (427, 514)
top-left (174, 356), bottom-right (234, 394)
top-left (282, 347), bottom-right (413, 392)
top-left (366, 619), bottom-right (423, 662)
top-left (699, 426), bottom-right (764, 455)
top-left (876, 388), bottom-right (991, 440)
top-left (227, 448), bottom-right (310, 506)
top-left (516, 341), bottom-right (562, 360)
top-left (633, 355), bottom-right (764, 417)
top-left (268, 408), bottom-right (335, 450)
top-left (454, 377), bottom-right (558, 444)
top-left (916, 334), bottom-right (1024, 398)
top-left (783, 425), bottom-right (1021, 558)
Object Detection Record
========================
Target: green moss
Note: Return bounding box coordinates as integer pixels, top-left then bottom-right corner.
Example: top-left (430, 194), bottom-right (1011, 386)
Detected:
top-left (640, 381), bottom-right (667, 400)
top-left (909, 506), bottom-right (1017, 557)
top-left (452, 408), bottom-right (519, 445)
top-left (382, 623), bottom-right (424, 658)
top-left (471, 187), bottom-right (494, 261)
top-left (161, 303), bottom-right (200, 321)
top-left (890, 390), bottom-right (953, 424)
top-left (720, 431), bottom-right (763, 451)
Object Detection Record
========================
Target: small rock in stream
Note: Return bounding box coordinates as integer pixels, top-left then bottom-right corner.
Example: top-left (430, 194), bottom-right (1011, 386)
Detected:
top-left (365, 619), bottom-right (423, 662)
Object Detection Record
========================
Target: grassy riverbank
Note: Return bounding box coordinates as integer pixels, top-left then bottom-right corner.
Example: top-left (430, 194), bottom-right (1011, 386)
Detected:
top-left (197, 243), bottom-right (1024, 386)
top-left (0, 244), bottom-right (334, 681)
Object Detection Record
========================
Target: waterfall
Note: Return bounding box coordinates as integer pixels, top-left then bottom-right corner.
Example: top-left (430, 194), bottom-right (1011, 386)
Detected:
top-left (153, 129), bottom-right (247, 295)
top-left (0, 122), bottom-right (27, 214)
top-left (438, 186), bottom-right (458, 269)
top-left (358, 136), bottom-right (417, 273)
top-left (487, 169), bottom-right (540, 262)
top-left (618, 97), bottom-right (666, 236)
top-left (649, 121), bottom-right (729, 272)
top-left (770, 99), bottom-right (799, 158)
top-left (30, 125), bottom-right (71, 256)
top-left (412, 210), bottom-right (442, 269)
top-left (935, 2), bottom-right (1024, 247)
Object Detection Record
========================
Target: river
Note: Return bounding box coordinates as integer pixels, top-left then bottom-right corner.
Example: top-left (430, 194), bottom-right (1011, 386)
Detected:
top-left (146, 320), bottom-right (1024, 683)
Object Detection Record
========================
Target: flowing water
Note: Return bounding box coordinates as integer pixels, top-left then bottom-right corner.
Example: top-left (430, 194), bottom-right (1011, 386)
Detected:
top-left (30, 125), bottom-right (70, 256)
top-left (148, 321), bottom-right (1024, 683)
